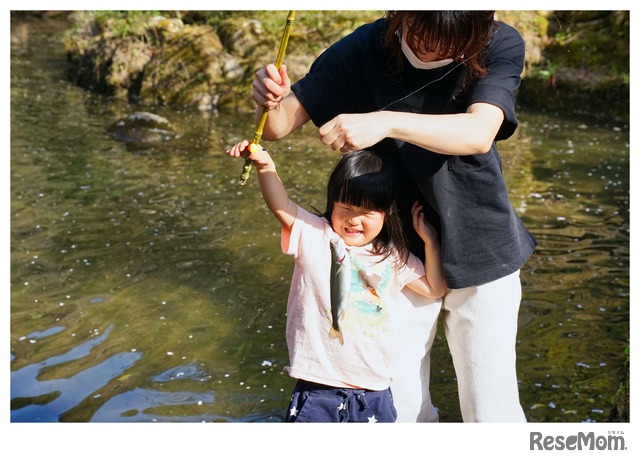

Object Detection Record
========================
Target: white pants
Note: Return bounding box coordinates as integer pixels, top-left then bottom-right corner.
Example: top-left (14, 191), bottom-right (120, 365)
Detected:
top-left (391, 270), bottom-right (526, 422)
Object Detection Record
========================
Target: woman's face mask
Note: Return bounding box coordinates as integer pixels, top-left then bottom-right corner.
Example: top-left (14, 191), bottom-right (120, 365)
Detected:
top-left (398, 28), bottom-right (454, 70)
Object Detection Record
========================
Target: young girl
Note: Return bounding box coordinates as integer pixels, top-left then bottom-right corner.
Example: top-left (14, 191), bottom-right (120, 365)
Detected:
top-left (227, 140), bottom-right (445, 422)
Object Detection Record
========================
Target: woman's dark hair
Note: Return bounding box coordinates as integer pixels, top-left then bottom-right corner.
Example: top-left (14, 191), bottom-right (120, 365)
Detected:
top-left (322, 150), bottom-right (409, 264)
top-left (384, 11), bottom-right (496, 87)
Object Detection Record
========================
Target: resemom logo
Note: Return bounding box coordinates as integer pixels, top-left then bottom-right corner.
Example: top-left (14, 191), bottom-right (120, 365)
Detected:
top-left (530, 431), bottom-right (627, 451)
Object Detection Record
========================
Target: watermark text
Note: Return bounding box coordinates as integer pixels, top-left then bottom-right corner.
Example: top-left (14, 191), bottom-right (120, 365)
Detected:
top-left (530, 431), bottom-right (626, 451)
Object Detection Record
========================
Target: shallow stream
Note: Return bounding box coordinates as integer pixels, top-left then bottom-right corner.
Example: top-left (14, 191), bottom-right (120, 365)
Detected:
top-left (10, 15), bottom-right (629, 423)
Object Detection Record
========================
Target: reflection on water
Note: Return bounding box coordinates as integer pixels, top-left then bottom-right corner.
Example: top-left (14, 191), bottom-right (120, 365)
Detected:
top-left (10, 15), bottom-right (629, 423)
top-left (11, 325), bottom-right (142, 422)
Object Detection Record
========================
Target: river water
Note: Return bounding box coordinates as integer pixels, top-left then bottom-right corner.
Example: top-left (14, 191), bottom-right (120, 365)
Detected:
top-left (9, 15), bottom-right (629, 423)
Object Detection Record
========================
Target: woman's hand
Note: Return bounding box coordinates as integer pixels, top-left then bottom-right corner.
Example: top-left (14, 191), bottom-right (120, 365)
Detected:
top-left (318, 112), bottom-right (390, 152)
top-left (252, 63), bottom-right (291, 109)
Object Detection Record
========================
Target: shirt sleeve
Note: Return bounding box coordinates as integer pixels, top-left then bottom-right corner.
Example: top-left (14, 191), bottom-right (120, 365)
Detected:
top-left (291, 20), bottom-right (386, 127)
top-left (281, 205), bottom-right (328, 258)
top-left (396, 252), bottom-right (426, 288)
top-left (467, 22), bottom-right (525, 140)
top-left (292, 48), bottom-right (345, 127)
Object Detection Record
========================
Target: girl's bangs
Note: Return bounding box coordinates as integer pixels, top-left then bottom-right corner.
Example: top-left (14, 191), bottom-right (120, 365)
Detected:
top-left (338, 172), bottom-right (395, 212)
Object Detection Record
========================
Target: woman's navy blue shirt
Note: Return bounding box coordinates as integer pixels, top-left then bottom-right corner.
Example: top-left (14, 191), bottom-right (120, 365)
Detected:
top-left (292, 18), bottom-right (537, 289)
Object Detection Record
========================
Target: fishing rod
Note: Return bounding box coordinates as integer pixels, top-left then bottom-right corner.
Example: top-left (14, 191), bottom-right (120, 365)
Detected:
top-left (238, 10), bottom-right (296, 186)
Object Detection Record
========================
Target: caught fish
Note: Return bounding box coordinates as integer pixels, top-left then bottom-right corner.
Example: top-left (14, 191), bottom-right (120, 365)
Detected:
top-left (329, 237), bottom-right (350, 345)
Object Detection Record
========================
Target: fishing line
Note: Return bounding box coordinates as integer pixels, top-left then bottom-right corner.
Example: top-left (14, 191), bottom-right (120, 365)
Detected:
top-left (377, 53), bottom-right (477, 111)
top-left (253, 49), bottom-right (478, 159)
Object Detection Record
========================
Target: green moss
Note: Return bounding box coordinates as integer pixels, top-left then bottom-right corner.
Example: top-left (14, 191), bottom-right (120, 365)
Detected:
top-left (62, 10), bottom-right (629, 119)
top-left (607, 343), bottom-right (629, 422)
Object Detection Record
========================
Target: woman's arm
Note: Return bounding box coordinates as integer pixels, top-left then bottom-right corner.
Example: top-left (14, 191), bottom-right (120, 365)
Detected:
top-left (252, 63), bottom-right (311, 141)
top-left (253, 64), bottom-right (502, 154)
top-left (226, 141), bottom-right (298, 230)
top-left (318, 102), bottom-right (505, 155)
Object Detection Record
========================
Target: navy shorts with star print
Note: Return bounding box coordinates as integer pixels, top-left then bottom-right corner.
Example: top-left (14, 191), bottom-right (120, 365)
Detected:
top-left (285, 379), bottom-right (397, 422)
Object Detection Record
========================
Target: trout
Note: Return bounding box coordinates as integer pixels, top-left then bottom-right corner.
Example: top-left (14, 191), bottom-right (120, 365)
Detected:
top-left (329, 237), bottom-right (350, 345)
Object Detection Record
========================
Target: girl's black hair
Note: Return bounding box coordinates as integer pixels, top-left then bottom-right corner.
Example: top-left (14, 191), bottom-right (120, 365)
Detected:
top-left (384, 11), bottom-right (496, 88)
top-left (322, 150), bottom-right (409, 264)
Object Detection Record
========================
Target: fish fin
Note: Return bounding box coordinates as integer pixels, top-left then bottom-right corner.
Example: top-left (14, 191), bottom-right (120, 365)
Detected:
top-left (357, 269), bottom-right (371, 285)
top-left (357, 269), bottom-right (380, 296)
top-left (356, 270), bottom-right (386, 307)
top-left (328, 326), bottom-right (345, 345)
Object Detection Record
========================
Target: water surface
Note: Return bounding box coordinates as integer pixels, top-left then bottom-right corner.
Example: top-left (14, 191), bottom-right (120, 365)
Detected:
top-left (10, 15), bottom-right (629, 423)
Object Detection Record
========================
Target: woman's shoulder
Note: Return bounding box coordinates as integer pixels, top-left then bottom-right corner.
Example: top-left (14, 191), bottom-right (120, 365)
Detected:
top-left (491, 21), bottom-right (525, 50)
top-left (344, 17), bottom-right (387, 40)
top-left (483, 20), bottom-right (525, 65)
top-left (328, 17), bottom-right (388, 56)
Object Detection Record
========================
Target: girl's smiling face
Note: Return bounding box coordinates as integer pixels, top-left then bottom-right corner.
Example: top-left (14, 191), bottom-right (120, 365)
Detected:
top-left (331, 202), bottom-right (385, 247)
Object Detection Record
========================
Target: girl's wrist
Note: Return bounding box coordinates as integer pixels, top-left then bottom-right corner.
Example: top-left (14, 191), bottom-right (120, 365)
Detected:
top-left (423, 241), bottom-right (439, 252)
top-left (255, 160), bottom-right (276, 173)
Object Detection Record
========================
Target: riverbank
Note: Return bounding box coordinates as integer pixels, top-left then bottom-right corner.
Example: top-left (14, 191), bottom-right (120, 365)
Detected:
top-left (45, 10), bottom-right (629, 122)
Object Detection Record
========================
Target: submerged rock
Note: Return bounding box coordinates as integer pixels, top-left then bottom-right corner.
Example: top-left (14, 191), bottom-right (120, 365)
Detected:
top-left (107, 111), bottom-right (178, 148)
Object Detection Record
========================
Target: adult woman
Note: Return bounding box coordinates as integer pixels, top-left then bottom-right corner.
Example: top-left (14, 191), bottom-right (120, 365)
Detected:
top-left (250, 11), bottom-right (536, 422)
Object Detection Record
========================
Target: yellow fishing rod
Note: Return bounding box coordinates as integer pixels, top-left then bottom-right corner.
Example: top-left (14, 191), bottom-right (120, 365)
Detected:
top-left (239, 10), bottom-right (296, 186)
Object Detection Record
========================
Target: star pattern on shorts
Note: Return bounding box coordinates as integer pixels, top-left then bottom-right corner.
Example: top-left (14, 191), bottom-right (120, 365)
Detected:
top-left (338, 402), bottom-right (346, 411)
top-left (289, 405), bottom-right (298, 417)
top-left (367, 415), bottom-right (378, 423)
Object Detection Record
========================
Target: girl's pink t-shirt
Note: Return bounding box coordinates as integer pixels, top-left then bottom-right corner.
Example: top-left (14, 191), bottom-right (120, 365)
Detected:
top-left (281, 205), bottom-right (426, 391)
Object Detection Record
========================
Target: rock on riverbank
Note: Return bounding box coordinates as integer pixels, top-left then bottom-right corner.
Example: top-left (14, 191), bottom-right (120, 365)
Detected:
top-left (62, 11), bottom-right (629, 121)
